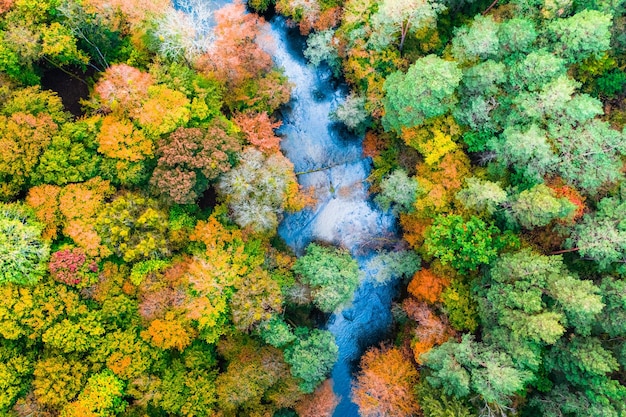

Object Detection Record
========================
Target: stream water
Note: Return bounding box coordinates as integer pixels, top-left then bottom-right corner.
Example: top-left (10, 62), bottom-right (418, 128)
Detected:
top-left (266, 18), bottom-right (403, 417)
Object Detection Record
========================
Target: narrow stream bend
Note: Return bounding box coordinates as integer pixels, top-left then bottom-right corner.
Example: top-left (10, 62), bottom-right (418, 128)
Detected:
top-left (268, 17), bottom-right (403, 417)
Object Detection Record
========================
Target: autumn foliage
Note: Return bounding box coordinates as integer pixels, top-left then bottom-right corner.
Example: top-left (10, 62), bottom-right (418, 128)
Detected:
top-left (403, 298), bottom-right (455, 363)
top-left (93, 64), bottom-right (154, 115)
top-left (197, 2), bottom-right (272, 87)
top-left (49, 248), bottom-right (98, 287)
top-left (150, 122), bottom-right (241, 204)
top-left (294, 379), bottom-right (339, 417)
top-left (407, 268), bottom-right (450, 304)
top-left (352, 345), bottom-right (421, 417)
top-left (234, 111), bottom-right (282, 153)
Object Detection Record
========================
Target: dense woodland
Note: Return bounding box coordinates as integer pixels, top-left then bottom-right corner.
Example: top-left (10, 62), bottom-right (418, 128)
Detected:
top-left (0, 0), bottom-right (625, 415)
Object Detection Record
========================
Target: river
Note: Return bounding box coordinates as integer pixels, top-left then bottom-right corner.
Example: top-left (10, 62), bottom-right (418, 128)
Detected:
top-left (267, 17), bottom-right (403, 417)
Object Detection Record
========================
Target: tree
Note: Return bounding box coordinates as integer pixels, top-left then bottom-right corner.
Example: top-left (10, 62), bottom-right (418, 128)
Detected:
top-left (0, 341), bottom-right (33, 414)
top-left (218, 147), bottom-right (304, 233)
top-left (284, 329), bottom-right (338, 393)
top-left (484, 249), bottom-right (603, 344)
top-left (91, 329), bottom-right (163, 381)
top-left (96, 115), bottom-right (153, 162)
top-left (365, 250), bottom-right (421, 285)
top-left (491, 124), bottom-right (557, 183)
top-left (331, 93), bottom-right (370, 134)
top-left (497, 18), bottom-right (537, 54)
top-left (304, 30), bottom-right (341, 76)
top-left (49, 247), bottom-right (98, 288)
top-left (33, 356), bottom-right (89, 410)
top-left (257, 315), bottom-right (296, 348)
top-left (230, 267), bottom-right (283, 331)
top-left (382, 55), bottom-right (462, 134)
top-left (0, 203), bottom-right (49, 285)
top-left (292, 243), bottom-right (361, 313)
top-left (25, 184), bottom-right (62, 241)
top-left (61, 370), bottom-right (126, 417)
top-left (233, 111), bottom-right (281, 153)
top-left (150, 121), bottom-right (241, 204)
top-left (422, 335), bottom-right (534, 409)
top-left (423, 214), bottom-right (512, 273)
top-left (369, 0), bottom-right (443, 51)
top-left (216, 335), bottom-right (299, 413)
top-left (456, 177), bottom-right (507, 216)
top-left (407, 268), bottom-right (450, 304)
top-left (294, 379), bottom-right (339, 417)
top-left (0, 112), bottom-right (57, 200)
top-left (545, 336), bottom-right (618, 389)
top-left (149, 352), bottom-right (218, 417)
top-left (58, 177), bottom-right (115, 258)
top-left (451, 15), bottom-right (500, 63)
top-left (374, 169), bottom-right (419, 214)
top-left (571, 196), bottom-right (626, 270)
top-left (548, 9), bottom-right (612, 63)
top-left (32, 119), bottom-right (101, 186)
top-left (197, 2), bottom-right (273, 87)
top-left (96, 192), bottom-right (172, 263)
top-left (508, 184), bottom-right (575, 229)
top-left (92, 64), bottom-right (154, 115)
top-left (403, 299), bottom-right (455, 363)
top-left (401, 115), bottom-right (461, 166)
top-left (352, 345), bottom-right (420, 417)
top-left (133, 85), bottom-right (191, 137)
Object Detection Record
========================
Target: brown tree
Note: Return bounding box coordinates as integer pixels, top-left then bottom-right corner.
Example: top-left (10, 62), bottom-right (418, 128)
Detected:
top-left (150, 121), bottom-right (241, 204)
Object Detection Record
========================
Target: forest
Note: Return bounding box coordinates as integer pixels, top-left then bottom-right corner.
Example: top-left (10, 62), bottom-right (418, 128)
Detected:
top-left (0, 0), bottom-right (625, 415)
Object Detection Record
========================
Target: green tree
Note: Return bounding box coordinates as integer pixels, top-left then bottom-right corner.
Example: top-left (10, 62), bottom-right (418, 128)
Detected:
top-left (292, 243), bottom-right (361, 312)
top-left (422, 335), bottom-right (533, 409)
top-left (456, 177), bottom-right (507, 216)
top-left (508, 184), bottom-right (575, 229)
top-left (284, 329), bottom-right (338, 393)
top-left (0, 341), bottom-right (33, 413)
top-left (571, 196), bottom-right (626, 270)
top-left (32, 119), bottom-right (101, 186)
top-left (375, 169), bottom-right (419, 214)
top-left (451, 15), bottom-right (500, 63)
top-left (548, 9), bottom-right (612, 63)
top-left (483, 249), bottom-right (603, 344)
top-left (0, 203), bottom-right (49, 285)
top-left (369, 0), bottom-right (443, 51)
top-left (424, 215), bottom-right (513, 273)
top-left (382, 55), bottom-right (462, 134)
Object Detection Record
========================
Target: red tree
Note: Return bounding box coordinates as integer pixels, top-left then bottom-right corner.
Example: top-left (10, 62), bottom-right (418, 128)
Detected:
top-left (234, 111), bottom-right (282, 153)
